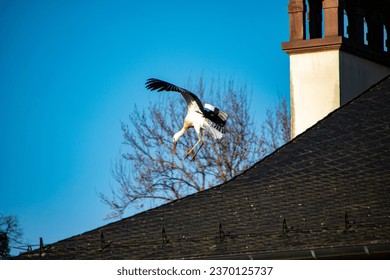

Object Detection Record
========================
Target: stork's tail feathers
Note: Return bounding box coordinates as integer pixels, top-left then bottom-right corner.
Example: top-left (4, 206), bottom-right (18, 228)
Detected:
top-left (204, 104), bottom-right (228, 124)
top-left (204, 120), bottom-right (224, 139)
top-left (203, 103), bottom-right (228, 139)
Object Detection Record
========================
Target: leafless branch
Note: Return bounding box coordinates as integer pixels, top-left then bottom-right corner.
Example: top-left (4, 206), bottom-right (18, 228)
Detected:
top-left (99, 76), bottom-right (290, 219)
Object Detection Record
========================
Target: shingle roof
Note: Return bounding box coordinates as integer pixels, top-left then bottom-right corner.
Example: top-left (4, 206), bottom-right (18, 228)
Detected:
top-left (18, 75), bottom-right (390, 259)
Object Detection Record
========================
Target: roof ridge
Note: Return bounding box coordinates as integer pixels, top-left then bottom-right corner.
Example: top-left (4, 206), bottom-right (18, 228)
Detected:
top-left (229, 73), bottom-right (390, 178)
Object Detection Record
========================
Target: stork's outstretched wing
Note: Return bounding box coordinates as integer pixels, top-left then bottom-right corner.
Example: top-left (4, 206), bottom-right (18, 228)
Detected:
top-left (145, 78), bottom-right (204, 111)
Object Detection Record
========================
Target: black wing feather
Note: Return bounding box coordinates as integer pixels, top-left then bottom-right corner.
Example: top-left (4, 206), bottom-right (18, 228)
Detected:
top-left (145, 78), bottom-right (204, 110)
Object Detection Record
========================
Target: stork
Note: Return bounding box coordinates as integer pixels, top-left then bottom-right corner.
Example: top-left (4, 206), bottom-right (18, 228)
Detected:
top-left (145, 78), bottom-right (228, 160)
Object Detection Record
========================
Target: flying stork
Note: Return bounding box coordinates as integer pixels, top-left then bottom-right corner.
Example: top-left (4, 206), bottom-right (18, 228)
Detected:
top-left (145, 78), bottom-right (228, 160)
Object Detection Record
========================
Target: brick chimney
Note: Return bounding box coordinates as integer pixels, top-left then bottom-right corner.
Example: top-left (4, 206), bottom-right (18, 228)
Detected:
top-left (282, 0), bottom-right (390, 138)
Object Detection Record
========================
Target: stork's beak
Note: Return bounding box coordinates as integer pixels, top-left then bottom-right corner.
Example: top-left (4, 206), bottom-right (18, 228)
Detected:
top-left (172, 140), bottom-right (177, 155)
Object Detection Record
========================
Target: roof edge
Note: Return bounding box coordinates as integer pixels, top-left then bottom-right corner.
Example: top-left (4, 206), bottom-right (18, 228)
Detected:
top-left (190, 243), bottom-right (390, 260)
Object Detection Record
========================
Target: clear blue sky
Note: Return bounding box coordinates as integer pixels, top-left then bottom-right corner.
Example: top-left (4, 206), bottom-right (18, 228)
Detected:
top-left (0, 0), bottom-right (289, 253)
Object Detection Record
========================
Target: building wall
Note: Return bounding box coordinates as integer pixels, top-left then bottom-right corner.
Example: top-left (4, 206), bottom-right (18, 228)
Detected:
top-left (290, 50), bottom-right (390, 138)
top-left (290, 50), bottom-right (340, 138)
top-left (339, 52), bottom-right (390, 105)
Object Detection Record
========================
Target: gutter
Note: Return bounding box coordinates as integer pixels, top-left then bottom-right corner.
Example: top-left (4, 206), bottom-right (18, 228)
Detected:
top-left (194, 243), bottom-right (390, 260)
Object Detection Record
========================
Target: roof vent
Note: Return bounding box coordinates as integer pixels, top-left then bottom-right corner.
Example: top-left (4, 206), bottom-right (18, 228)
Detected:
top-left (162, 227), bottom-right (169, 244)
top-left (219, 223), bottom-right (225, 241)
top-left (282, 218), bottom-right (289, 237)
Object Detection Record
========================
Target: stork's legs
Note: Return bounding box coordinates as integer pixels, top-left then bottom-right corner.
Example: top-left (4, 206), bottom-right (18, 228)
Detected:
top-left (185, 130), bottom-right (204, 160)
top-left (191, 142), bottom-right (204, 161)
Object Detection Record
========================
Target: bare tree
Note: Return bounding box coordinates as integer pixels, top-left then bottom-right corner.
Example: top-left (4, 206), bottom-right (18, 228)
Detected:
top-left (0, 214), bottom-right (23, 259)
top-left (100, 77), bottom-right (290, 219)
top-left (261, 93), bottom-right (291, 151)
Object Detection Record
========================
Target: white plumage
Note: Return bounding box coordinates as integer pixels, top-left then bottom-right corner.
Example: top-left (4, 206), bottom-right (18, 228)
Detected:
top-left (145, 78), bottom-right (228, 160)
